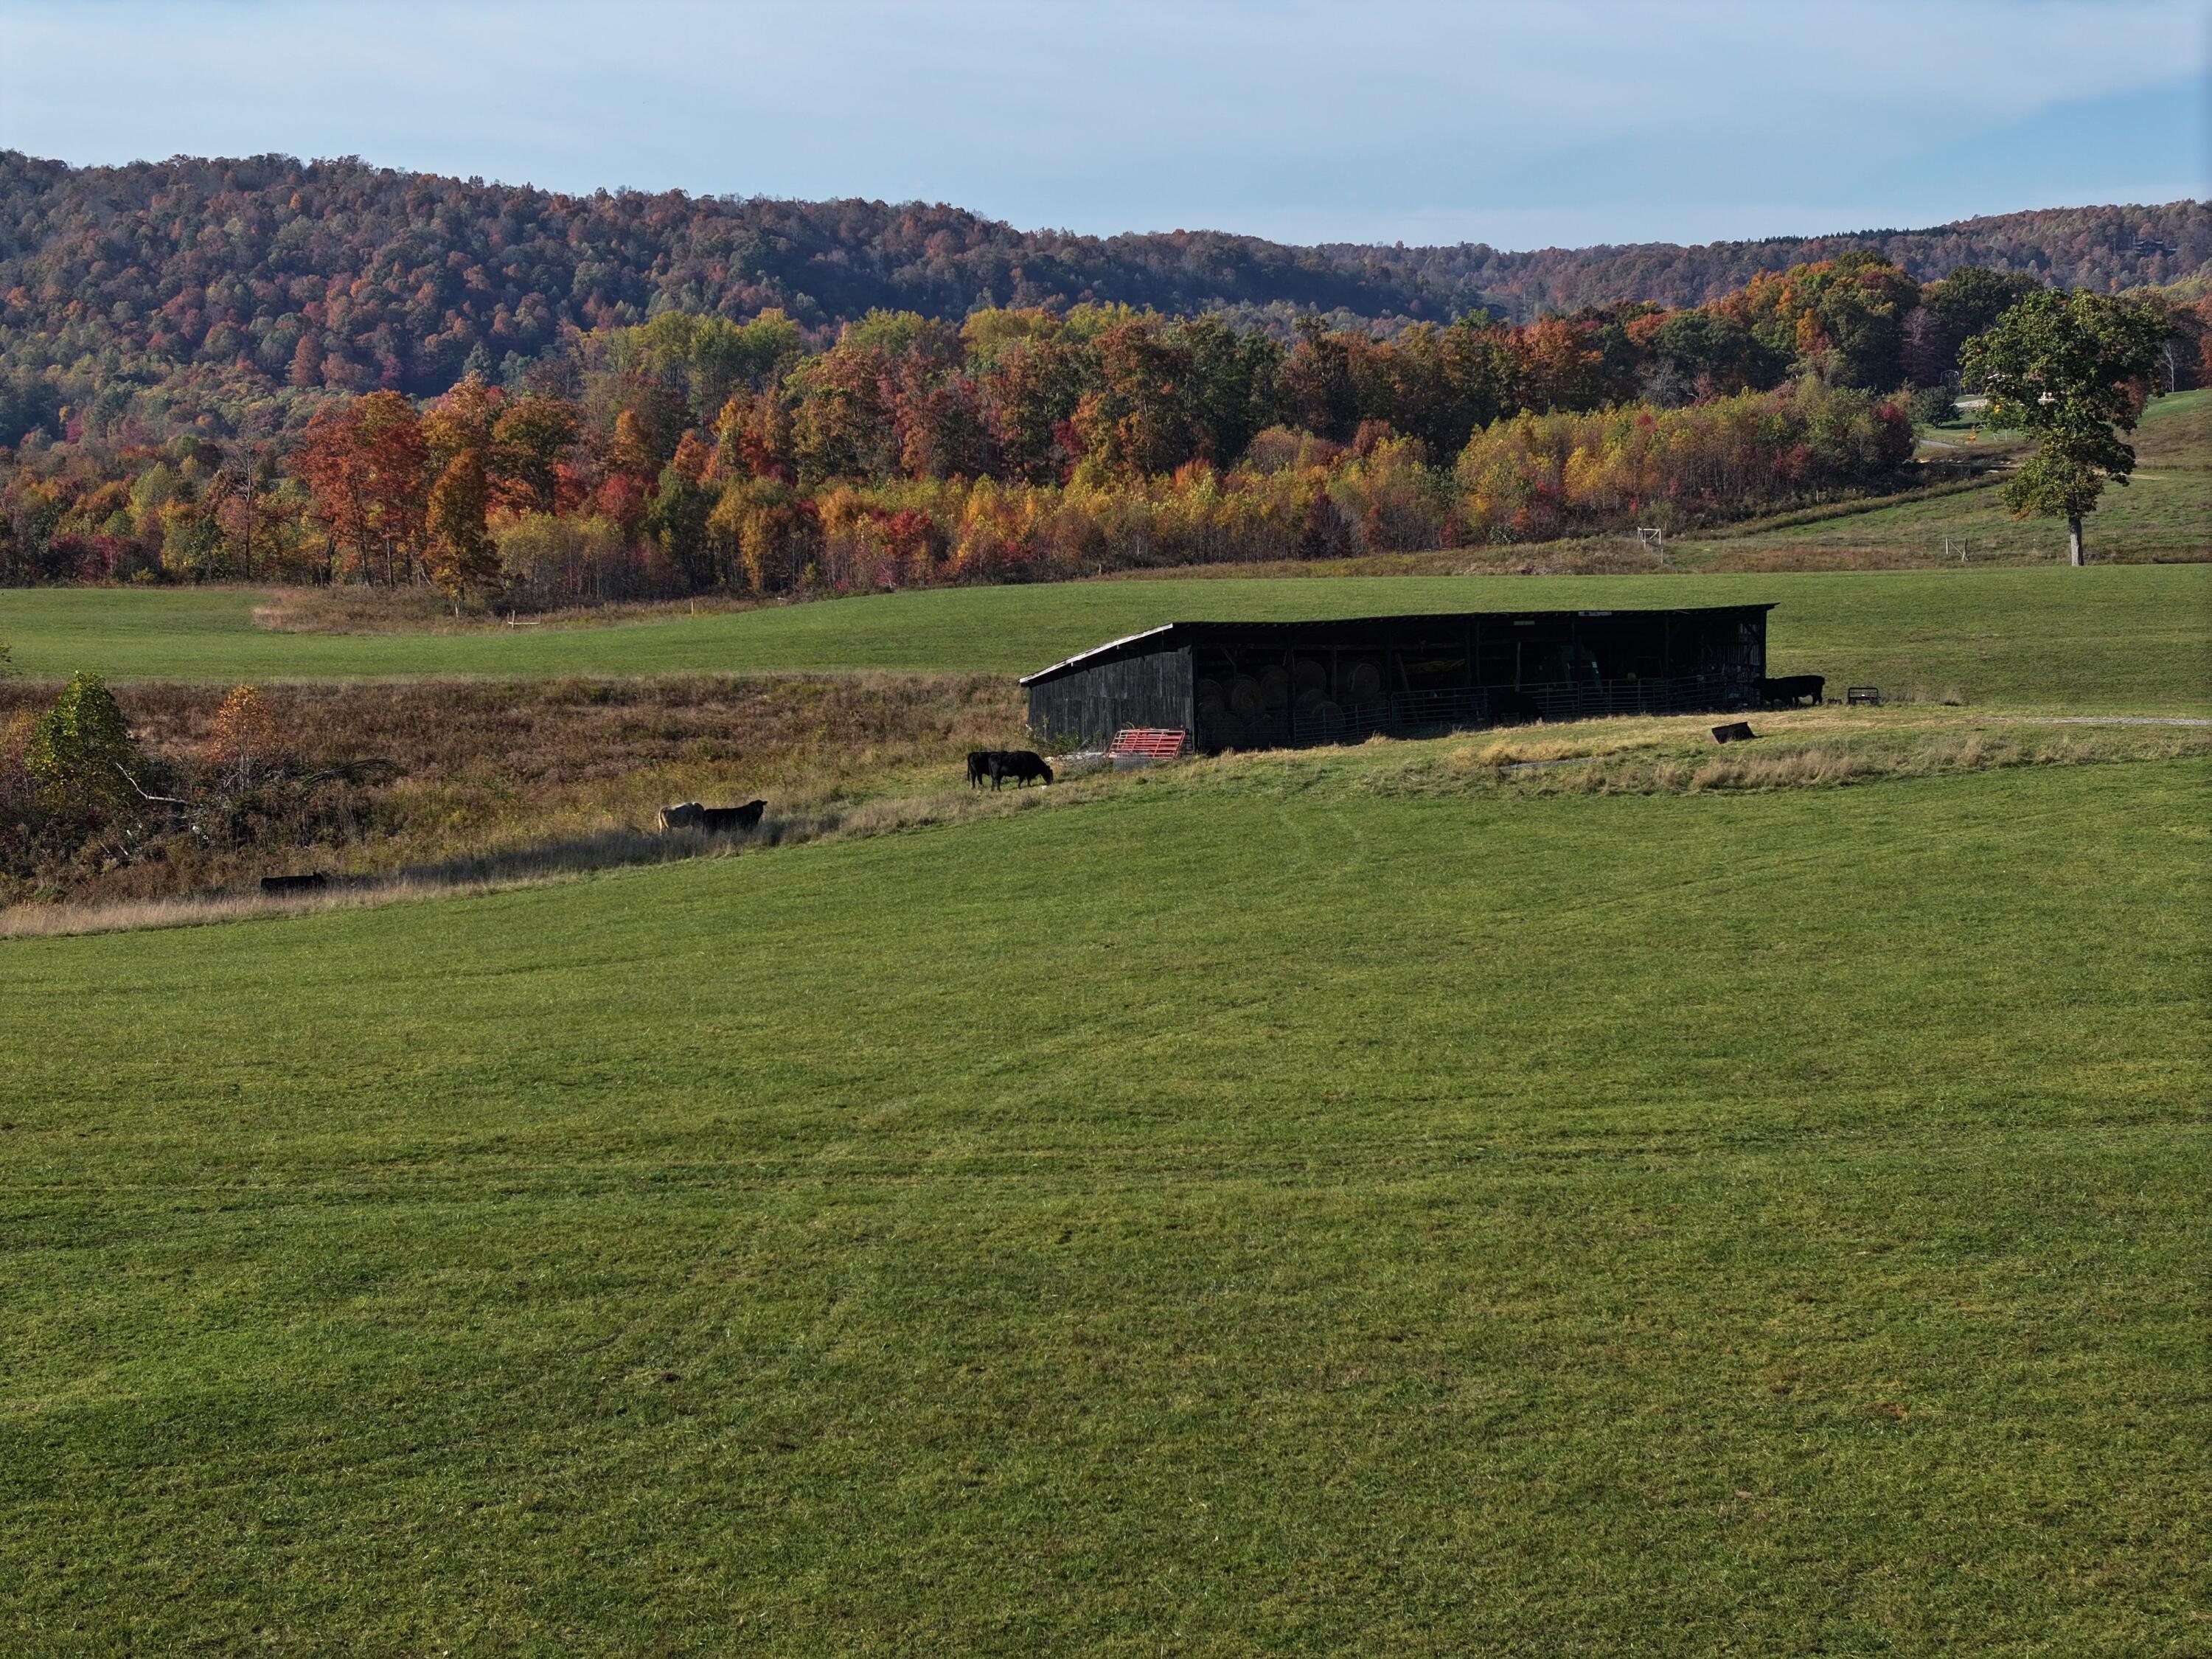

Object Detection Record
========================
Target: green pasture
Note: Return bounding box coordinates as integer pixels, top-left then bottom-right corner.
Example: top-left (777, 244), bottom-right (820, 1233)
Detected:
top-left (3, 751), bottom-right (2208, 1652)
top-left (1677, 387), bottom-right (2211, 568)
top-left (4, 563), bottom-right (2209, 712)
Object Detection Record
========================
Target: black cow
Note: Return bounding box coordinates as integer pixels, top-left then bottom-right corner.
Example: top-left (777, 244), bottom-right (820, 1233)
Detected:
top-left (990, 751), bottom-right (1054, 789)
top-left (1756, 675), bottom-right (1825, 708)
top-left (700, 799), bottom-right (767, 833)
top-left (967, 750), bottom-right (995, 789)
top-left (659, 799), bottom-right (765, 833)
top-left (260, 873), bottom-right (329, 894)
top-left (1489, 690), bottom-right (1545, 725)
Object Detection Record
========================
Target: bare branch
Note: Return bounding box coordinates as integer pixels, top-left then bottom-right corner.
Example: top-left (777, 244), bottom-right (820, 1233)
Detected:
top-left (111, 762), bottom-right (197, 809)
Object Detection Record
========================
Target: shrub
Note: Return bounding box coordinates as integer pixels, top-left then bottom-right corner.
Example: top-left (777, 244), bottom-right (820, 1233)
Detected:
top-left (27, 673), bottom-right (145, 815)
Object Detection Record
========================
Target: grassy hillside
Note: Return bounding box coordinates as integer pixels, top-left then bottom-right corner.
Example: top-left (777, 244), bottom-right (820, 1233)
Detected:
top-left (5, 565), bottom-right (2209, 712)
top-left (1679, 389), bottom-right (2212, 570)
top-left (3, 750), bottom-right (2205, 1651)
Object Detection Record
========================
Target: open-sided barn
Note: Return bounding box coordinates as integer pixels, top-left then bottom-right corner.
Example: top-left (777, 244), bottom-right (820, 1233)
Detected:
top-left (1023, 604), bottom-right (1775, 751)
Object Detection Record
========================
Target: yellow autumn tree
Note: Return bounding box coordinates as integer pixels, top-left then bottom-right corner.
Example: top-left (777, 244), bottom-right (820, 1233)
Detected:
top-left (207, 684), bottom-right (277, 788)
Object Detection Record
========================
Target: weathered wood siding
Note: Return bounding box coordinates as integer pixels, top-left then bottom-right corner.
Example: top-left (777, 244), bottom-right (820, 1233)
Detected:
top-left (1027, 647), bottom-right (1194, 749)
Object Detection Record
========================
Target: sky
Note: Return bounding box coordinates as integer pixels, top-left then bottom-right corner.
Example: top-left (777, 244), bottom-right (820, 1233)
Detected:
top-left (1, 0), bottom-right (2204, 250)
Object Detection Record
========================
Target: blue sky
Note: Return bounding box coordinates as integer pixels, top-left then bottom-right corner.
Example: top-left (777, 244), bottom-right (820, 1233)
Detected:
top-left (1, 1), bottom-right (2203, 248)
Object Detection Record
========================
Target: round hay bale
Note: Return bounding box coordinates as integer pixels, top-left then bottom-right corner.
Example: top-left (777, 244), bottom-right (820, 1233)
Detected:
top-left (1259, 665), bottom-right (1292, 709)
top-left (1228, 676), bottom-right (1265, 718)
top-left (1293, 686), bottom-right (1328, 714)
top-left (1195, 677), bottom-right (1223, 709)
top-left (1345, 660), bottom-right (1384, 704)
top-left (1310, 700), bottom-right (1346, 740)
top-left (1293, 656), bottom-right (1327, 694)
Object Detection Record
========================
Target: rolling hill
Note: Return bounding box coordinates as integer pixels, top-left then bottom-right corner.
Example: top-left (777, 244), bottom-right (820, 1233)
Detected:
top-left (1, 148), bottom-right (2202, 444)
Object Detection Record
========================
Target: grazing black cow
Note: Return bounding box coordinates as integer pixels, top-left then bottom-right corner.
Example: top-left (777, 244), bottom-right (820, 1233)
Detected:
top-left (989, 751), bottom-right (1054, 789)
top-left (659, 799), bottom-right (765, 832)
top-left (967, 750), bottom-right (995, 789)
top-left (260, 873), bottom-right (329, 894)
top-left (1756, 674), bottom-right (1825, 708)
top-left (699, 799), bottom-right (767, 833)
top-left (1489, 689), bottom-right (1545, 724)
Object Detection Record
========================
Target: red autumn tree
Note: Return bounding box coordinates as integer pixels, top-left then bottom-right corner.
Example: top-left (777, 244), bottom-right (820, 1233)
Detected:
top-left (296, 392), bottom-right (427, 583)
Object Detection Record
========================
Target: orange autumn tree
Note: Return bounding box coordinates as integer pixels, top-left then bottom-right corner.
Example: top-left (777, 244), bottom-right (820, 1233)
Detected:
top-left (422, 376), bottom-right (503, 607)
top-left (425, 451), bottom-right (496, 607)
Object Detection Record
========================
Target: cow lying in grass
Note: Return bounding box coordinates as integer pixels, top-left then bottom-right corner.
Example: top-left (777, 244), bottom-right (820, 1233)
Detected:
top-left (970, 750), bottom-right (1053, 790)
top-left (658, 799), bottom-right (767, 833)
top-left (1756, 675), bottom-right (1826, 708)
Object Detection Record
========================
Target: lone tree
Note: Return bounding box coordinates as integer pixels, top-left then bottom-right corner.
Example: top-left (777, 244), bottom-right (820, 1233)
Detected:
top-left (1963, 290), bottom-right (2171, 565)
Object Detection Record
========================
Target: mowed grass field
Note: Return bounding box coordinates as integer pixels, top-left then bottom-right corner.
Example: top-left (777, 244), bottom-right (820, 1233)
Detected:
top-left (5, 564), bottom-right (2211, 713)
top-left (4, 743), bottom-right (2209, 1652)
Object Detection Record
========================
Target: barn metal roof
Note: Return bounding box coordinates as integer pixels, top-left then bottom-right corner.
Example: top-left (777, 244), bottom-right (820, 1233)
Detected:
top-left (1018, 604), bottom-right (1777, 686)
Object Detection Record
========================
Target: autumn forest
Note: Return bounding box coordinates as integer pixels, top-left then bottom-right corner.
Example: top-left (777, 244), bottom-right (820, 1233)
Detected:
top-left (3, 152), bottom-right (2208, 604)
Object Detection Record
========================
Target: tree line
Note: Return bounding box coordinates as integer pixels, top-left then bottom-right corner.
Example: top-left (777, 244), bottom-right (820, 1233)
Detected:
top-left (2, 254), bottom-right (2201, 599)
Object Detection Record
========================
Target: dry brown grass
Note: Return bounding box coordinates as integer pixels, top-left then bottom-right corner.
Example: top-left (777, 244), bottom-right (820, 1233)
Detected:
top-left (1445, 735), bottom-right (1622, 772)
top-left (1352, 706), bottom-right (2212, 803)
top-left (0, 777), bottom-right (1074, 939)
top-left (1508, 723), bottom-right (2212, 796)
top-left (0, 672), bottom-right (1028, 908)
